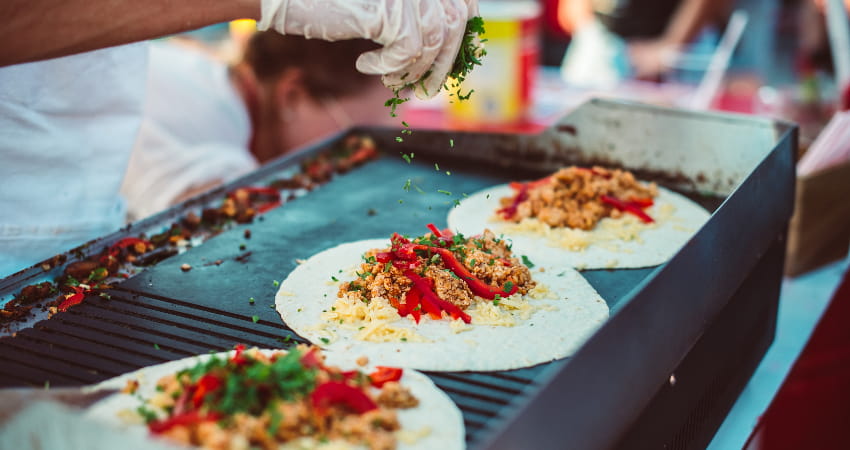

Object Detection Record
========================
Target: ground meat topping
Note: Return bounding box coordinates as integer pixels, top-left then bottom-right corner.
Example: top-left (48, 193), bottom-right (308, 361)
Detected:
top-left (499, 166), bottom-right (658, 230)
top-left (338, 226), bottom-right (537, 321)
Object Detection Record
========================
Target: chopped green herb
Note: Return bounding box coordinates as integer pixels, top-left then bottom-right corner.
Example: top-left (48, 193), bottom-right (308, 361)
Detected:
top-left (435, 163), bottom-right (440, 171)
top-left (320, 337), bottom-right (330, 344)
top-left (403, 179), bottom-right (412, 191)
top-left (153, 343), bottom-right (160, 350)
top-left (272, 280), bottom-right (280, 287)
top-left (249, 297), bottom-right (255, 304)
top-left (503, 281), bottom-right (514, 294)
top-left (252, 315), bottom-right (259, 323)
top-left (521, 255), bottom-right (535, 268)
top-left (437, 190), bottom-right (452, 196)
top-left (401, 337), bottom-right (408, 342)
top-left (449, 139), bottom-right (454, 147)
top-left (396, 137), bottom-right (404, 143)
top-left (331, 276), bottom-right (339, 282)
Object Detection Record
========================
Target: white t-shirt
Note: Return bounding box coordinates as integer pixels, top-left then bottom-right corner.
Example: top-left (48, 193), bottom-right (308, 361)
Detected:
top-left (120, 43), bottom-right (256, 221)
top-left (0, 44), bottom-right (147, 278)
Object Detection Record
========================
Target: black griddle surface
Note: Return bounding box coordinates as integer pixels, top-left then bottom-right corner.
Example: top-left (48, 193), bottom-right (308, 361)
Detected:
top-left (0, 155), bottom-right (685, 446)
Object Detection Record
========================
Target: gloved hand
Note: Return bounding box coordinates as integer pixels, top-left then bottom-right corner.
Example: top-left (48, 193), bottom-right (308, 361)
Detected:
top-left (259, 0), bottom-right (479, 99)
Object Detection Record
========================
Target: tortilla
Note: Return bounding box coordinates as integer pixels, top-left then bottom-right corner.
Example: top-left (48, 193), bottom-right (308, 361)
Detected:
top-left (85, 349), bottom-right (464, 450)
top-left (275, 239), bottom-right (609, 372)
top-left (447, 184), bottom-right (710, 270)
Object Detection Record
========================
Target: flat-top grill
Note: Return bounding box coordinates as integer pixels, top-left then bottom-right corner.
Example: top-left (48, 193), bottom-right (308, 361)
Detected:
top-left (0, 100), bottom-right (796, 449)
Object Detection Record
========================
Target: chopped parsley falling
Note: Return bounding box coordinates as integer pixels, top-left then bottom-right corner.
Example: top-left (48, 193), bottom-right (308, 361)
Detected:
top-left (521, 255), bottom-right (535, 268)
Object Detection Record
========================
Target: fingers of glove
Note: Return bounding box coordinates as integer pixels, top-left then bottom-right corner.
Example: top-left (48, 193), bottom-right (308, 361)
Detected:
top-left (380, 1), bottom-right (447, 88)
top-left (464, 0), bottom-right (480, 18)
top-left (272, 0), bottom-right (383, 40)
top-left (413, 0), bottom-right (468, 99)
top-left (258, 0), bottom-right (287, 32)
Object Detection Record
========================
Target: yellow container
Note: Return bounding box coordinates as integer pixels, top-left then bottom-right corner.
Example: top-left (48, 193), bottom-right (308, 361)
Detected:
top-left (448, 1), bottom-right (541, 125)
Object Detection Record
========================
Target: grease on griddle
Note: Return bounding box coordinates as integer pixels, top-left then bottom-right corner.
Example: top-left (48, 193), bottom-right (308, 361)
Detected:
top-left (1, 136), bottom-right (380, 332)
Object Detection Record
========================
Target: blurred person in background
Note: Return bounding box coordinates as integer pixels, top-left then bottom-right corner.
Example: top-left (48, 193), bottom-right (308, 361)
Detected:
top-left (557, 0), bottom-right (733, 86)
top-left (0, 0), bottom-right (478, 278)
top-left (121, 32), bottom-right (394, 220)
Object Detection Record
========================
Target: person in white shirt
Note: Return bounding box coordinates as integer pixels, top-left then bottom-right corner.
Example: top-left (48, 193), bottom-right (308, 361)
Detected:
top-left (122, 33), bottom-right (393, 220)
top-left (0, 0), bottom-right (478, 277)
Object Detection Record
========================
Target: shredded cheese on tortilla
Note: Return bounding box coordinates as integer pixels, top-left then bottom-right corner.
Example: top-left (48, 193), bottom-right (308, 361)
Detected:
top-left (465, 283), bottom-right (556, 326)
top-left (396, 426), bottom-right (433, 445)
top-left (499, 201), bottom-right (677, 254)
top-left (320, 296), bottom-right (428, 343)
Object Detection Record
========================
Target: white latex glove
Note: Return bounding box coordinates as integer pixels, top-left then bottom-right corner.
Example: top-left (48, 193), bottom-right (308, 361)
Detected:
top-left (259, 0), bottom-right (479, 99)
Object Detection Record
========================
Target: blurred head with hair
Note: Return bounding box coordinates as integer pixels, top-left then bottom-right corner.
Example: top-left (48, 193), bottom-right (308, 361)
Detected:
top-left (235, 31), bottom-right (394, 162)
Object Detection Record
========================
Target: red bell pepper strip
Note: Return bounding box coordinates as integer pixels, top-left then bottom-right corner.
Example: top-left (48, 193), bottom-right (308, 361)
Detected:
top-left (627, 197), bottom-right (655, 208)
top-left (498, 175), bottom-right (552, 220)
top-left (496, 184), bottom-right (528, 220)
top-left (405, 246), bottom-right (517, 300)
top-left (375, 252), bottom-right (394, 263)
top-left (300, 347), bottom-right (323, 369)
top-left (58, 286), bottom-right (87, 312)
top-left (426, 223), bottom-right (443, 238)
top-left (396, 288), bottom-right (422, 323)
top-left (403, 271), bottom-right (471, 323)
top-left (311, 381), bottom-right (377, 415)
top-left (600, 195), bottom-right (654, 224)
top-left (369, 367), bottom-right (403, 388)
top-left (191, 374), bottom-right (222, 408)
top-left (148, 411), bottom-right (221, 434)
top-left (230, 344), bottom-right (248, 365)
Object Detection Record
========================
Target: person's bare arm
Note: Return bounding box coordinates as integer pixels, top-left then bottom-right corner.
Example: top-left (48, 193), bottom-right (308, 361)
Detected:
top-left (627, 0), bottom-right (732, 79)
top-left (660, 0), bottom-right (732, 47)
top-left (0, 0), bottom-right (260, 67)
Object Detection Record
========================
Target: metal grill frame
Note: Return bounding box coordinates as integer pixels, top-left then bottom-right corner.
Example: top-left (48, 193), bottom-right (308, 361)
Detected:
top-left (0, 99), bottom-right (797, 449)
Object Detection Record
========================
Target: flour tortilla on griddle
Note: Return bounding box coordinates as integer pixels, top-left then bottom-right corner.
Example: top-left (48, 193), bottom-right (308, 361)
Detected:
top-left (85, 349), bottom-right (464, 450)
top-left (447, 184), bottom-right (710, 270)
top-left (275, 239), bottom-right (608, 372)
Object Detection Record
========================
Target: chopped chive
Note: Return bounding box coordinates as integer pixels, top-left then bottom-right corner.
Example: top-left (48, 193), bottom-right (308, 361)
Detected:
top-left (435, 163), bottom-right (440, 171)
top-left (437, 190), bottom-right (452, 196)
top-left (331, 276), bottom-right (339, 282)
top-left (449, 139), bottom-right (454, 147)
top-left (251, 315), bottom-right (259, 323)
